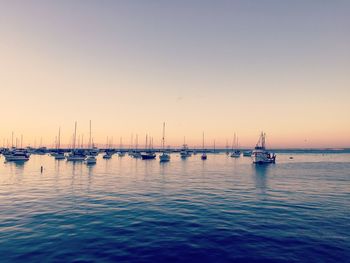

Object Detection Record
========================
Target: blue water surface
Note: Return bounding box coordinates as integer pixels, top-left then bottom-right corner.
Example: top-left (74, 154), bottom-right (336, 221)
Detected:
top-left (0, 153), bottom-right (349, 262)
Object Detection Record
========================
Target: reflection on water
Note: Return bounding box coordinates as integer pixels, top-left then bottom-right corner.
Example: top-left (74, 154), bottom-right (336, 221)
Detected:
top-left (252, 164), bottom-right (270, 194)
top-left (0, 153), bottom-right (349, 262)
top-left (5, 160), bottom-right (26, 170)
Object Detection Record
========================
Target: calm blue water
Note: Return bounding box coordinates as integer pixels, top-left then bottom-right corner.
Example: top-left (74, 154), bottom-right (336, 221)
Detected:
top-left (0, 153), bottom-right (349, 262)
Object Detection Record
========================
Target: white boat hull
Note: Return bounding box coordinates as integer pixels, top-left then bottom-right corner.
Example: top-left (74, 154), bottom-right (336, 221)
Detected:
top-left (252, 150), bottom-right (276, 164)
top-left (230, 152), bottom-right (241, 158)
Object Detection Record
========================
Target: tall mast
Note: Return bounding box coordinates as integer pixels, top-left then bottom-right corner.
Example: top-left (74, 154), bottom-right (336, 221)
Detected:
top-left (58, 127), bottom-right (61, 149)
top-left (232, 133), bottom-right (235, 151)
top-left (135, 134), bottom-right (138, 150)
top-left (162, 122), bottom-right (165, 151)
top-left (73, 121), bottom-right (77, 150)
top-left (130, 133), bottom-right (133, 151)
top-left (234, 133), bottom-right (236, 149)
top-left (89, 120), bottom-right (92, 149)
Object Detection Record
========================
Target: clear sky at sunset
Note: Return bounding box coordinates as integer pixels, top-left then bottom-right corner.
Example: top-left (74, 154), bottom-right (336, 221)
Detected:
top-left (0, 0), bottom-right (349, 148)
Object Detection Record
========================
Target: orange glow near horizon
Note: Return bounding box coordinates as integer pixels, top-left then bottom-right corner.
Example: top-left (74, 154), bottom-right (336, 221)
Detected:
top-left (1, 2), bottom-right (349, 148)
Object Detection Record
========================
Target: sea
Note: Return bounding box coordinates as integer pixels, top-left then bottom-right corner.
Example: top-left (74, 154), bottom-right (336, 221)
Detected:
top-left (0, 152), bottom-right (349, 262)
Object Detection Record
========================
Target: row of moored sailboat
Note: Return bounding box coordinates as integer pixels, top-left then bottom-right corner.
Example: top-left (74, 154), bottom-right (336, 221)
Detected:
top-left (1, 121), bottom-right (276, 165)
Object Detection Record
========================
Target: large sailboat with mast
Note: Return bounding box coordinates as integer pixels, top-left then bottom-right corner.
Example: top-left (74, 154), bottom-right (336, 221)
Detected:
top-left (230, 133), bottom-right (241, 158)
top-left (159, 122), bottom-right (170, 162)
top-left (141, 134), bottom-right (156, 160)
top-left (252, 132), bottom-right (276, 164)
top-left (53, 127), bottom-right (65, 160)
top-left (85, 120), bottom-right (97, 165)
top-left (131, 134), bottom-right (142, 158)
top-left (66, 122), bottom-right (86, 161)
top-left (103, 136), bottom-right (113, 159)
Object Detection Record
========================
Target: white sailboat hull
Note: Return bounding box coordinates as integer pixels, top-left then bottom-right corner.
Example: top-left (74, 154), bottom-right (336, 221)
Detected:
top-left (252, 150), bottom-right (275, 164)
top-left (230, 151), bottom-right (241, 158)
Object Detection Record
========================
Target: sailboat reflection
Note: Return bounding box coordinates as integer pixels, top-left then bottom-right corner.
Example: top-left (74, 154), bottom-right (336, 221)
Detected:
top-left (252, 164), bottom-right (270, 194)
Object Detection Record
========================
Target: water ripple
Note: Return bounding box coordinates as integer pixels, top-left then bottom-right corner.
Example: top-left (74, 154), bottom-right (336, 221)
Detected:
top-left (0, 154), bottom-right (349, 262)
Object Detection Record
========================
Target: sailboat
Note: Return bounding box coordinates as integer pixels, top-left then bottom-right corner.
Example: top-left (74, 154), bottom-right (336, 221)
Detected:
top-left (5, 136), bottom-right (30, 162)
top-left (118, 137), bottom-right (125, 157)
top-left (159, 122), bottom-right (170, 162)
top-left (230, 133), bottom-right (241, 158)
top-left (201, 132), bottom-right (207, 160)
top-left (141, 134), bottom-right (156, 160)
top-left (53, 127), bottom-right (65, 160)
top-left (128, 134), bottom-right (134, 156)
top-left (252, 132), bottom-right (276, 164)
top-left (180, 137), bottom-right (191, 159)
top-left (103, 136), bottom-right (113, 159)
top-left (85, 120), bottom-right (97, 165)
top-left (66, 122), bottom-right (86, 161)
top-left (212, 139), bottom-right (220, 154)
top-left (131, 134), bottom-right (142, 158)
top-left (103, 152), bottom-right (113, 159)
top-left (5, 148), bottom-right (30, 162)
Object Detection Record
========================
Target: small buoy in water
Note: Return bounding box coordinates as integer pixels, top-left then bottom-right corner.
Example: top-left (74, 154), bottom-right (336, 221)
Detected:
top-left (40, 166), bottom-right (43, 173)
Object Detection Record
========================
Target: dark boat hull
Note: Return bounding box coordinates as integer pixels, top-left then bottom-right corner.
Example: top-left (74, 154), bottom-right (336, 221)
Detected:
top-left (141, 154), bottom-right (156, 160)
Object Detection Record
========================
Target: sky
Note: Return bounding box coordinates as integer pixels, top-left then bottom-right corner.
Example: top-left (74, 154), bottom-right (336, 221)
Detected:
top-left (0, 0), bottom-right (349, 148)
